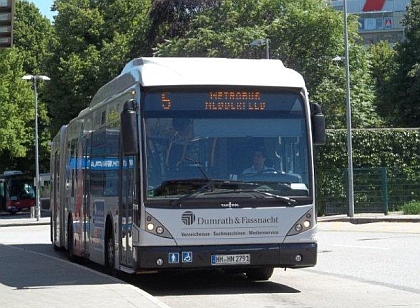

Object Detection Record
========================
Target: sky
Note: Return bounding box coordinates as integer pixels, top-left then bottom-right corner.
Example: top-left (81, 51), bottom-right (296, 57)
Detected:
top-left (30, 0), bottom-right (56, 22)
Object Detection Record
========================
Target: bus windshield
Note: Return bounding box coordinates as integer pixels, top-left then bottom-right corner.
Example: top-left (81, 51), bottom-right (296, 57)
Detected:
top-left (0, 172), bottom-right (36, 214)
top-left (143, 88), bottom-right (310, 201)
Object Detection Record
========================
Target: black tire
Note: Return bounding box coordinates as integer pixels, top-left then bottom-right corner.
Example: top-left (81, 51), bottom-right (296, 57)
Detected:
top-left (67, 216), bottom-right (76, 262)
top-left (50, 215), bottom-right (54, 244)
top-left (246, 267), bottom-right (274, 281)
top-left (105, 219), bottom-right (115, 272)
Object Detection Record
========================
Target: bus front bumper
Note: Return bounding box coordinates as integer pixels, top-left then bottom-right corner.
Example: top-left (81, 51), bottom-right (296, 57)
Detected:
top-left (135, 243), bottom-right (317, 271)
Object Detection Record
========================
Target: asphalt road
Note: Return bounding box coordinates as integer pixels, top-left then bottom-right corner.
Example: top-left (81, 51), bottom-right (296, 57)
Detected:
top-left (129, 222), bottom-right (420, 308)
top-left (1, 222), bottom-right (420, 308)
top-left (314, 222), bottom-right (420, 294)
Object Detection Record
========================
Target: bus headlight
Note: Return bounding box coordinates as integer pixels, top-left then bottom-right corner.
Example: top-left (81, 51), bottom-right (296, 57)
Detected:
top-left (287, 209), bottom-right (314, 236)
top-left (145, 212), bottom-right (173, 239)
top-left (303, 220), bottom-right (311, 228)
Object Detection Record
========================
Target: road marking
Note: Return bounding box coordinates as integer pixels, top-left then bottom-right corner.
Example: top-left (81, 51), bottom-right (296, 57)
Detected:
top-left (334, 244), bottom-right (389, 250)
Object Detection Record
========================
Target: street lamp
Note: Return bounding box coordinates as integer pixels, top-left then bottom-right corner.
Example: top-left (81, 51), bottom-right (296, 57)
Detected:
top-left (250, 38), bottom-right (270, 59)
top-left (332, 54), bottom-right (354, 217)
top-left (22, 74), bottom-right (50, 221)
top-left (343, 0), bottom-right (355, 218)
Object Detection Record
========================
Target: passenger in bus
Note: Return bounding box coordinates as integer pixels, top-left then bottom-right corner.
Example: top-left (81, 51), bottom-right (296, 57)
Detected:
top-left (242, 150), bottom-right (274, 174)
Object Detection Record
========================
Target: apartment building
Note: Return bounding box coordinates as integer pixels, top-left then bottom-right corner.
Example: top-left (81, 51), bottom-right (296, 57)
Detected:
top-left (329, 0), bottom-right (410, 44)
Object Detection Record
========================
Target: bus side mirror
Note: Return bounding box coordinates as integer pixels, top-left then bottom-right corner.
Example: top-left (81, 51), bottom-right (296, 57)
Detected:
top-left (121, 99), bottom-right (139, 155)
top-left (310, 103), bottom-right (326, 145)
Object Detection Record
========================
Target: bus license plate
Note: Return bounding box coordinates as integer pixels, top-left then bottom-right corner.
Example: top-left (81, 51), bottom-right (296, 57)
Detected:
top-left (211, 254), bottom-right (251, 265)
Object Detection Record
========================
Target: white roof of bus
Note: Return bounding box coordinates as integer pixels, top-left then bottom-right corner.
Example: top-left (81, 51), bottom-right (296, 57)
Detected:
top-left (89, 57), bottom-right (306, 108)
top-left (123, 57), bottom-right (305, 87)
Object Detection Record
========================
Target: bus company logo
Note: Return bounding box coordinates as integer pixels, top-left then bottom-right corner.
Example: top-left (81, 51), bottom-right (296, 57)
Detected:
top-left (182, 211), bottom-right (196, 225)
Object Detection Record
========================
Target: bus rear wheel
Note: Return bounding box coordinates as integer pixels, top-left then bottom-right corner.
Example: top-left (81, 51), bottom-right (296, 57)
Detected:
top-left (67, 216), bottom-right (76, 262)
top-left (105, 220), bottom-right (115, 271)
top-left (246, 267), bottom-right (274, 281)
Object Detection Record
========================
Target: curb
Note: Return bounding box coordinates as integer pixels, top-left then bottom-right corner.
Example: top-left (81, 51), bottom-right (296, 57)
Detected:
top-left (0, 220), bottom-right (51, 227)
top-left (0, 214), bottom-right (50, 228)
top-left (318, 215), bottom-right (420, 224)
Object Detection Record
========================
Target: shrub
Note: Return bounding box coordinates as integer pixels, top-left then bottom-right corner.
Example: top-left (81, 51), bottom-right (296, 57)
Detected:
top-left (315, 128), bottom-right (420, 215)
top-left (401, 201), bottom-right (420, 215)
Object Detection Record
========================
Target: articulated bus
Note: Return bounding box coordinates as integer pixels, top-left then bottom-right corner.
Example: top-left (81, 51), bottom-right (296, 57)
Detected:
top-left (50, 57), bottom-right (325, 280)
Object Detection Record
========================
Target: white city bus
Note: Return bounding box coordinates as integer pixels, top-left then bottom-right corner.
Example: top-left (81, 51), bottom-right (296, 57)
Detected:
top-left (50, 57), bottom-right (325, 280)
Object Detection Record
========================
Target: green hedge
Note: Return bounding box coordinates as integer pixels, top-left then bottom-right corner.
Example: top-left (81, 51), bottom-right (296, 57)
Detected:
top-left (315, 129), bottom-right (420, 215)
top-left (402, 201), bottom-right (420, 215)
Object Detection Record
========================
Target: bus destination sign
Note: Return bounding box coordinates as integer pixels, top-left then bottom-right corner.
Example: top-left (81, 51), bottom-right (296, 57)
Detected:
top-left (205, 91), bottom-right (265, 111)
top-left (152, 90), bottom-right (266, 111)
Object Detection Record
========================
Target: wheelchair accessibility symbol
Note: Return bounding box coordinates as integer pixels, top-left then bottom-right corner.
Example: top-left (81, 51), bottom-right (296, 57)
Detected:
top-left (182, 251), bottom-right (193, 263)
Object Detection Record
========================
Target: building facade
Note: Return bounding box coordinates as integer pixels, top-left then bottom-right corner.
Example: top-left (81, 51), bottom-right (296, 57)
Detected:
top-left (329, 0), bottom-right (410, 44)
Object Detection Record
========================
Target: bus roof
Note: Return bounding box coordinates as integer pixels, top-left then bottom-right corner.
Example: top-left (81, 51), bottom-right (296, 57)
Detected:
top-left (122, 57), bottom-right (305, 87)
top-left (2, 170), bottom-right (23, 176)
top-left (89, 57), bottom-right (306, 108)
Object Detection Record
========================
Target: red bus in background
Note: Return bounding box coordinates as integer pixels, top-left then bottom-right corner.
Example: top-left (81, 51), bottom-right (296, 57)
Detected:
top-left (0, 171), bottom-right (36, 214)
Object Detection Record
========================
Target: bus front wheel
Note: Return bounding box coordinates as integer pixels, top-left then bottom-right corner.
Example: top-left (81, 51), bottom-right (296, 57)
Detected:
top-left (246, 267), bottom-right (274, 281)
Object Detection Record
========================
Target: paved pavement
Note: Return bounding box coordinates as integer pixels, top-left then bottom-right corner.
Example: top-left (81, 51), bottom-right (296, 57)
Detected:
top-left (318, 211), bottom-right (420, 224)
top-left (0, 211), bottom-right (171, 308)
top-left (318, 212), bottom-right (420, 234)
top-left (0, 215), bottom-right (51, 227)
top-left (1, 210), bottom-right (419, 308)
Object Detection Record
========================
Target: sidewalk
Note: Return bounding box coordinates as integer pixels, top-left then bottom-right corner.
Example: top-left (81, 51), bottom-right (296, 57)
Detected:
top-left (0, 212), bottom-right (172, 308)
top-left (0, 216), bottom-right (51, 227)
top-left (318, 211), bottom-right (420, 224)
top-left (0, 244), bottom-right (171, 308)
top-left (0, 210), bottom-right (50, 227)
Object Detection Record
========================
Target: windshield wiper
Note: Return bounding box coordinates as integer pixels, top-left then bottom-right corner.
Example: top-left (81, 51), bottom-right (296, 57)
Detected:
top-left (182, 157), bottom-right (212, 182)
top-left (166, 175), bottom-right (298, 207)
top-left (168, 179), bottom-right (242, 207)
top-left (169, 182), bottom-right (213, 207)
top-left (185, 187), bottom-right (298, 206)
top-left (171, 157), bottom-right (215, 207)
top-left (255, 191), bottom-right (298, 206)
top-left (216, 189), bottom-right (297, 206)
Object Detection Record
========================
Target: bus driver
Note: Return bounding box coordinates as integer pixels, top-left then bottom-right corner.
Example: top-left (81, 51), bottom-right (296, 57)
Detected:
top-left (242, 150), bottom-right (273, 174)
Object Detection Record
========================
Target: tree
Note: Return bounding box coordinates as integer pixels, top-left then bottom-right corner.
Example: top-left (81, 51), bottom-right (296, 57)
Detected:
top-left (369, 41), bottom-right (398, 126)
top-left (0, 50), bottom-right (31, 158)
top-left (154, 0), bottom-right (381, 128)
top-left (0, 1), bottom-right (54, 173)
top-left (13, 0), bottom-right (56, 75)
top-left (46, 0), bottom-right (151, 134)
top-left (147, 0), bottom-right (220, 50)
top-left (384, 0), bottom-right (420, 127)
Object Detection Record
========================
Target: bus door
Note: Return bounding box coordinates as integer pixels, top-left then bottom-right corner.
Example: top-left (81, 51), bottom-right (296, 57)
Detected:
top-left (52, 151), bottom-right (60, 245)
top-left (82, 135), bottom-right (91, 255)
top-left (0, 179), bottom-right (5, 212)
top-left (119, 155), bottom-right (135, 268)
